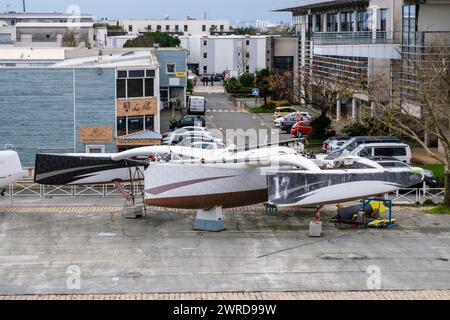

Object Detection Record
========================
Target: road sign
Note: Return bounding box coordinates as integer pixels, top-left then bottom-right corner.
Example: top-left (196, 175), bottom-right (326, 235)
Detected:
top-left (252, 88), bottom-right (260, 96)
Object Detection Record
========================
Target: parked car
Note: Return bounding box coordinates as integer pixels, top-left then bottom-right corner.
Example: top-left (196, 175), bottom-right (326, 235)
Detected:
top-left (273, 107), bottom-right (298, 120)
top-left (370, 157), bottom-right (437, 187)
top-left (187, 96), bottom-right (207, 115)
top-left (291, 120), bottom-right (313, 138)
top-left (274, 111), bottom-right (312, 127)
top-left (189, 141), bottom-right (227, 150)
top-left (163, 129), bottom-right (215, 145)
top-left (330, 136), bottom-right (401, 155)
top-left (322, 136), bottom-right (352, 153)
top-left (280, 116), bottom-right (299, 133)
top-left (350, 143), bottom-right (412, 164)
top-left (164, 132), bottom-right (220, 146)
top-left (170, 115), bottom-right (206, 130)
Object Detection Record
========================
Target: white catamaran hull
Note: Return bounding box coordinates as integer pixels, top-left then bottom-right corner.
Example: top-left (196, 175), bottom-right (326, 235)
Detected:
top-left (0, 151), bottom-right (26, 188)
top-left (144, 163), bottom-right (267, 209)
top-left (144, 164), bottom-right (424, 209)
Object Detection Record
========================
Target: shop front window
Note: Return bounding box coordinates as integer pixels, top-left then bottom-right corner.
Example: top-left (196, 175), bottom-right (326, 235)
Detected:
top-left (128, 116), bottom-right (144, 134)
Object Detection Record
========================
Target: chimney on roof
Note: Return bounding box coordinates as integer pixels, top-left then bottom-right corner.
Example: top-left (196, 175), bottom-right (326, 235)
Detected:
top-left (22, 0), bottom-right (26, 12)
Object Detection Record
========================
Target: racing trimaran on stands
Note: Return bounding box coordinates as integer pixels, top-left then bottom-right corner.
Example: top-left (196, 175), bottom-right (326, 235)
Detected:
top-left (34, 144), bottom-right (424, 230)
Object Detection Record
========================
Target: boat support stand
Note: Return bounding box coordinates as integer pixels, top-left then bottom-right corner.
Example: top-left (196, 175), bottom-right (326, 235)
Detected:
top-left (193, 207), bottom-right (225, 232)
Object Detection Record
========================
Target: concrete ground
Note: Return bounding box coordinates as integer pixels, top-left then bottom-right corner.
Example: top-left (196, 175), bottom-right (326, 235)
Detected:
top-left (0, 197), bottom-right (449, 295)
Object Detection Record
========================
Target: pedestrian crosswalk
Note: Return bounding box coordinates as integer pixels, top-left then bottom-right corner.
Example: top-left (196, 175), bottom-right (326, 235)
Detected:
top-left (207, 109), bottom-right (242, 113)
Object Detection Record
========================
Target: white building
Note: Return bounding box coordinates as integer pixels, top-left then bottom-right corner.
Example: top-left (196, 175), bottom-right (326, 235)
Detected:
top-left (108, 18), bottom-right (231, 37)
top-left (0, 12), bottom-right (94, 47)
top-left (197, 35), bottom-right (273, 76)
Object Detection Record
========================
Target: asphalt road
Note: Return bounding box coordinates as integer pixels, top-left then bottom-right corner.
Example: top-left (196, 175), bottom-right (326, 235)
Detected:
top-left (0, 198), bottom-right (449, 294)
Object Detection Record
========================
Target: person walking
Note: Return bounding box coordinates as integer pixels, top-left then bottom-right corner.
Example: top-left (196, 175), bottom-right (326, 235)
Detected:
top-left (210, 75), bottom-right (214, 87)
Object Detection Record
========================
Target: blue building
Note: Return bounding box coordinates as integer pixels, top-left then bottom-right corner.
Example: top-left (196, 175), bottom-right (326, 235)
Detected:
top-left (155, 48), bottom-right (189, 109)
top-left (0, 50), bottom-right (163, 166)
top-left (0, 67), bottom-right (116, 166)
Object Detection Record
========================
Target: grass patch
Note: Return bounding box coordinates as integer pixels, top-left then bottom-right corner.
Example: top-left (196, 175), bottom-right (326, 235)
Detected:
top-left (249, 104), bottom-right (276, 113)
top-left (418, 164), bottom-right (445, 187)
top-left (425, 204), bottom-right (450, 214)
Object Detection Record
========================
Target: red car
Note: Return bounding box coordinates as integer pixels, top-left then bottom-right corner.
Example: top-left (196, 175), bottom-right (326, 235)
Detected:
top-left (291, 121), bottom-right (313, 138)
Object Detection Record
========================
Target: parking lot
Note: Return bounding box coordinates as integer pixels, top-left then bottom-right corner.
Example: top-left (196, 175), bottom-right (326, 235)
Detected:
top-left (2, 88), bottom-right (449, 297)
top-left (1, 197), bottom-right (450, 295)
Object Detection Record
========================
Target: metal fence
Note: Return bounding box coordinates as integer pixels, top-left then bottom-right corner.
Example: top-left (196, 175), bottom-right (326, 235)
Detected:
top-left (3, 181), bottom-right (445, 205)
top-left (3, 181), bottom-right (143, 199)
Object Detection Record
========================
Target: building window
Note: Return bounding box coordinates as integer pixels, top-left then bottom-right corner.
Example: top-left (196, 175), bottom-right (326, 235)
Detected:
top-left (184, 25), bottom-right (188, 32)
top-left (246, 40), bottom-right (250, 46)
top-left (128, 25), bottom-right (133, 32)
top-left (245, 65), bottom-right (250, 72)
top-left (402, 4), bottom-right (419, 45)
top-left (117, 118), bottom-right (127, 136)
top-left (326, 13), bottom-right (338, 32)
top-left (147, 25), bottom-right (152, 31)
top-left (117, 79), bottom-right (126, 98)
top-left (166, 64), bottom-right (176, 73)
top-left (128, 116), bottom-right (144, 134)
top-left (128, 70), bottom-right (145, 78)
top-left (246, 52), bottom-right (250, 58)
top-left (157, 25), bottom-right (162, 31)
top-left (145, 78), bottom-right (154, 97)
top-left (341, 12), bottom-right (355, 32)
top-left (203, 52), bottom-right (208, 59)
top-left (145, 115), bottom-right (154, 131)
top-left (203, 66), bottom-right (208, 74)
top-left (166, 25), bottom-right (170, 31)
top-left (380, 9), bottom-right (387, 32)
top-left (202, 25), bottom-right (207, 32)
top-left (220, 25), bottom-right (224, 31)
top-left (357, 10), bottom-right (371, 31)
top-left (10, 20), bottom-right (15, 26)
top-left (117, 69), bottom-right (155, 99)
top-left (127, 79), bottom-right (144, 98)
top-left (203, 40), bottom-right (208, 46)
top-left (307, 15), bottom-right (313, 35)
top-left (118, 70), bottom-right (127, 78)
top-left (175, 25), bottom-right (179, 31)
top-left (86, 145), bottom-right (105, 153)
top-left (315, 14), bottom-right (322, 32)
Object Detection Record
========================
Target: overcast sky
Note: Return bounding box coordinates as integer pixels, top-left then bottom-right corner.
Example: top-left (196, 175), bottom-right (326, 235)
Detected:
top-left (5, 0), bottom-right (297, 24)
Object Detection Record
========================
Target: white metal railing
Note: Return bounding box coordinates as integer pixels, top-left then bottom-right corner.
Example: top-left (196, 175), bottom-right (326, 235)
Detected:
top-left (4, 182), bottom-right (142, 198)
top-left (3, 181), bottom-right (445, 205)
top-left (314, 31), bottom-right (401, 45)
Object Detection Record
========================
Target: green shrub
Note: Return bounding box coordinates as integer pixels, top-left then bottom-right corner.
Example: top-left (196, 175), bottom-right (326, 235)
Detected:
top-left (224, 77), bottom-right (242, 92)
top-left (239, 73), bottom-right (255, 88)
top-left (123, 31), bottom-right (180, 48)
top-left (311, 115), bottom-right (332, 140)
top-left (267, 100), bottom-right (290, 109)
top-left (187, 79), bottom-right (194, 94)
top-left (250, 104), bottom-right (276, 113)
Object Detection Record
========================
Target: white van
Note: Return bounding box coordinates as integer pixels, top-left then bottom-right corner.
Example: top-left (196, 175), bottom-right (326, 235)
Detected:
top-left (187, 96), bottom-right (207, 115)
top-left (351, 143), bottom-right (412, 164)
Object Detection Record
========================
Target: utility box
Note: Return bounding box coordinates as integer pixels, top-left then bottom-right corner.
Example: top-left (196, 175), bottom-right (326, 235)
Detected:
top-left (309, 221), bottom-right (322, 237)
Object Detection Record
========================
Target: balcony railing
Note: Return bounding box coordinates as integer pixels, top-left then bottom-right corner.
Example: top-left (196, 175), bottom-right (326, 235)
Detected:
top-left (314, 31), bottom-right (402, 45)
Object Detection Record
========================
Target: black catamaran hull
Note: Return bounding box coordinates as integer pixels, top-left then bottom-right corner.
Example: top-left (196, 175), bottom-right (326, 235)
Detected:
top-left (268, 170), bottom-right (424, 207)
top-left (34, 154), bottom-right (143, 185)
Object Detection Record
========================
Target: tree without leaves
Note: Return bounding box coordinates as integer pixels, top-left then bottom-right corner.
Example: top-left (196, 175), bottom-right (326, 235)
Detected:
top-left (369, 44), bottom-right (450, 205)
top-left (62, 31), bottom-right (78, 47)
top-left (268, 69), bottom-right (365, 117)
